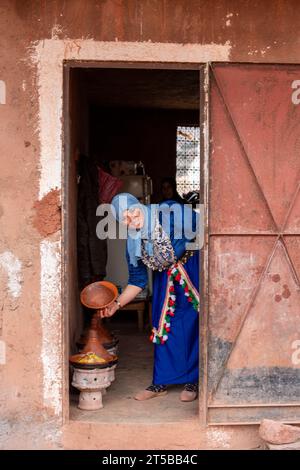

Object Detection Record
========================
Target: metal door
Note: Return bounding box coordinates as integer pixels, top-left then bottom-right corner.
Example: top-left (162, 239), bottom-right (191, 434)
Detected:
top-left (204, 64), bottom-right (300, 425)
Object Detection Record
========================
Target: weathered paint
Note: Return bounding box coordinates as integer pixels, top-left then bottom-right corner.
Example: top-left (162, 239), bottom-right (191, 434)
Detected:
top-left (0, 340), bottom-right (6, 365)
top-left (33, 189), bottom-right (61, 237)
top-left (0, 251), bottom-right (22, 298)
top-left (0, 80), bottom-right (5, 105)
top-left (40, 239), bottom-right (62, 417)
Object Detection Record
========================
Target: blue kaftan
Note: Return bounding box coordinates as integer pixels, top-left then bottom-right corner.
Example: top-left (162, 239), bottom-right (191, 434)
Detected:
top-left (126, 201), bottom-right (199, 385)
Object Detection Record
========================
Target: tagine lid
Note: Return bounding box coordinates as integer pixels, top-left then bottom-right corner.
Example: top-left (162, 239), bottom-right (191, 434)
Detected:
top-left (80, 280), bottom-right (118, 309)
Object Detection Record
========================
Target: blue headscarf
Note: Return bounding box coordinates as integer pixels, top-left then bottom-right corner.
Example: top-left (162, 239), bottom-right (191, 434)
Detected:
top-left (111, 193), bottom-right (155, 267)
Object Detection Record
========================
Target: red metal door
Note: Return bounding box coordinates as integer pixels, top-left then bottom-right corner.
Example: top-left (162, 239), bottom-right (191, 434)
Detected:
top-left (206, 64), bottom-right (300, 425)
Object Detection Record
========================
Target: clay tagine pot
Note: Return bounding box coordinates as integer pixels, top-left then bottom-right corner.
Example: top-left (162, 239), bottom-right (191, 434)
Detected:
top-left (76, 318), bottom-right (119, 352)
top-left (70, 281), bottom-right (119, 369)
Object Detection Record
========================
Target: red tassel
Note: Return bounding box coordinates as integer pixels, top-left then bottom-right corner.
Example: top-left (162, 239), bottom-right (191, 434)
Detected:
top-left (188, 297), bottom-right (192, 302)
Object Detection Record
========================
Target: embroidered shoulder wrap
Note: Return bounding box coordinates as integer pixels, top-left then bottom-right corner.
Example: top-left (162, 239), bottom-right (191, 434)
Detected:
top-left (141, 218), bottom-right (199, 345)
top-left (141, 217), bottom-right (176, 271)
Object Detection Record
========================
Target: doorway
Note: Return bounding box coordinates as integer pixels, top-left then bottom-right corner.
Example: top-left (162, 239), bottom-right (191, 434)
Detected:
top-left (64, 65), bottom-right (202, 424)
top-left (63, 61), bottom-right (300, 430)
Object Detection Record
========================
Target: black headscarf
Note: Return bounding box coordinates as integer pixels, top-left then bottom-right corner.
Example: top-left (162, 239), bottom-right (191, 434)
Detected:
top-left (161, 177), bottom-right (185, 204)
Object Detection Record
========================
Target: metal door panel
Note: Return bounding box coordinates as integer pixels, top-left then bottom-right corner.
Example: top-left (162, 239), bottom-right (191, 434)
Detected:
top-left (207, 64), bottom-right (300, 424)
top-left (208, 235), bottom-right (276, 397)
top-left (212, 65), bottom-right (300, 230)
top-left (210, 79), bottom-right (276, 234)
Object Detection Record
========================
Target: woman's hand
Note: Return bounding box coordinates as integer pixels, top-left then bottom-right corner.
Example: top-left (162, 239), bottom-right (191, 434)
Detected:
top-left (98, 285), bottom-right (143, 319)
top-left (99, 302), bottom-right (119, 319)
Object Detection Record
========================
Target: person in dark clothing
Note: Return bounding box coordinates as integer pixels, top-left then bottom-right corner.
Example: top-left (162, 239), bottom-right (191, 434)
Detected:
top-left (161, 177), bottom-right (185, 204)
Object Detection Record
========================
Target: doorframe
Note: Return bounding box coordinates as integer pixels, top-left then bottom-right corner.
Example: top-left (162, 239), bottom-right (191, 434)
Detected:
top-left (199, 63), bottom-right (210, 427)
top-left (62, 61), bottom-right (207, 424)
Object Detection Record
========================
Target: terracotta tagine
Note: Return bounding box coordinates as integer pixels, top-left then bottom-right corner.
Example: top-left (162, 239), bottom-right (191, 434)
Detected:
top-left (76, 317), bottom-right (119, 353)
top-left (70, 281), bottom-right (119, 369)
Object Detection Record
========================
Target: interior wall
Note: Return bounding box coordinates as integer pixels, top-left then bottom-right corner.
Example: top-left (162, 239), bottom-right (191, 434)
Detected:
top-left (67, 69), bottom-right (90, 354)
top-left (90, 107), bottom-right (198, 202)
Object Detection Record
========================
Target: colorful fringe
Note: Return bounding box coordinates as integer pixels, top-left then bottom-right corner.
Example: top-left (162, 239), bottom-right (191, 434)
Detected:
top-left (150, 261), bottom-right (199, 345)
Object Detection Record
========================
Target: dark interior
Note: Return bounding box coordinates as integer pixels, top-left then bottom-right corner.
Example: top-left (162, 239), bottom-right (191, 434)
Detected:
top-left (73, 68), bottom-right (200, 199)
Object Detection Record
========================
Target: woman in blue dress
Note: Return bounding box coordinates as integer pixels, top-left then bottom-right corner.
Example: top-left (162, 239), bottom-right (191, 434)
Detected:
top-left (101, 193), bottom-right (200, 402)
